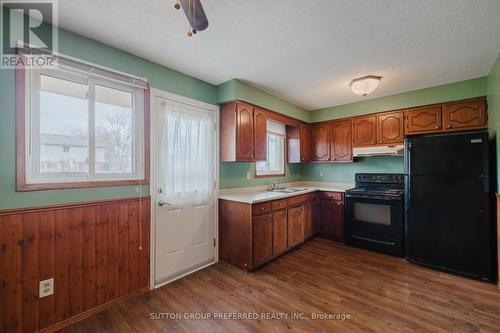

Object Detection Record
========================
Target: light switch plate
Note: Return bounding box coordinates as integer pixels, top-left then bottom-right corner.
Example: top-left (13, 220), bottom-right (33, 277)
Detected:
top-left (246, 171), bottom-right (252, 180)
top-left (319, 169), bottom-right (324, 177)
top-left (39, 278), bottom-right (54, 298)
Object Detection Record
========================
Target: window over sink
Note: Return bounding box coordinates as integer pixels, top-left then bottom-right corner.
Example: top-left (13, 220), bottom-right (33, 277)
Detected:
top-left (256, 120), bottom-right (285, 177)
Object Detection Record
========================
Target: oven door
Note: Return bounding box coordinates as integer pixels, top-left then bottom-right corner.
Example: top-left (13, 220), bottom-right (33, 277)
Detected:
top-left (345, 194), bottom-right (404, 256)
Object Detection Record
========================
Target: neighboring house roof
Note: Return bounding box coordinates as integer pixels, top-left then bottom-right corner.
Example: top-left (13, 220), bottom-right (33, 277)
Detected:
top-left (40, 133), bottom-right (106, 148)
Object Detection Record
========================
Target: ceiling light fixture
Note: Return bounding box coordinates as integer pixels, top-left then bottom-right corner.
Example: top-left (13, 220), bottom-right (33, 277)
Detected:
top-left (174, 0), bottom-right (209, 37)
top-left (349, 76), bottom-right (382, 96)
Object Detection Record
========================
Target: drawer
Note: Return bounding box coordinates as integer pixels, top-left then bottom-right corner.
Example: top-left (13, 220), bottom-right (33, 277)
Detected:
top-left (319, 191), bottom-right (343, 201)
top-left (286, 193), bottom-right (313, 207)
top-left (272, 199), bottom-right (287, 211)
top-left (252, 202), bottom-right (271, 215)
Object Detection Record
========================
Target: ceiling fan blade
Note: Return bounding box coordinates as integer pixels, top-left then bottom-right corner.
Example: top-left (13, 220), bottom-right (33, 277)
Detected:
top-left (179, 0), bottom-right (209, 31)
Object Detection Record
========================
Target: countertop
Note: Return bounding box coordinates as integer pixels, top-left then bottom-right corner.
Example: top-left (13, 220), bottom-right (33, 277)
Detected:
top-left (218, 181), bottom-right (354, 204)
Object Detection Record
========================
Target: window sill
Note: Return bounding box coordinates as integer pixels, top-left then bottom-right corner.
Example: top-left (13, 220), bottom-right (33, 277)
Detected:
top-left (16, 178), bottom-right (149, 192)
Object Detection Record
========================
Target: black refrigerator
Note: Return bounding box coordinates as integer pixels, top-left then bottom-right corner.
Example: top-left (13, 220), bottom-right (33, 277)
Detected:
top-left (405, 131), bottom-right (496, 282)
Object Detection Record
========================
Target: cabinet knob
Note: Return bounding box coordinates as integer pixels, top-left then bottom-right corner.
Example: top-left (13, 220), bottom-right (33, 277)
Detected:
top-left (447, 125), bottom-right (452, 129)
top-left (379, 140), bottom-right (383, 144)
top-left (261, 207), bottom-right (265, 211)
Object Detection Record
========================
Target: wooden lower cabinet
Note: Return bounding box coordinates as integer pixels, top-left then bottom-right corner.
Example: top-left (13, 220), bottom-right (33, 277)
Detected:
top-left (288, 206), bottom-right (305, 248)
top-left (303, 201), bottom-right (313, 240)
top-left (319, 192), bottom-right (344, 240)
top-left (272, 209), bottom-right (288, 256)
top-left (219, 191), bottom-right (345, 271)
top-left (252, 214), bottom-right (273, 266)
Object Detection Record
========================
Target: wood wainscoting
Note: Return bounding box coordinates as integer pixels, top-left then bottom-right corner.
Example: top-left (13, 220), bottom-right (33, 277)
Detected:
top-left (0, 196), bottom-right (151, 333)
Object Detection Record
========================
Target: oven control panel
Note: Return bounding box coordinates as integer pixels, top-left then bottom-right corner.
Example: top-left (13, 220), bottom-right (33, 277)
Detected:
top-left (355, 173), bottom-right (404, 185)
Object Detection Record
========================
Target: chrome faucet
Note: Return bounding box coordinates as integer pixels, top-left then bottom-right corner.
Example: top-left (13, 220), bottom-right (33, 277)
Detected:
top-left (268, 181), bottom-right (281, 191)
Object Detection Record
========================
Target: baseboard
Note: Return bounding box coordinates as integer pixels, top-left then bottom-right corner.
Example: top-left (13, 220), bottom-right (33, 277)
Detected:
top-left (37, 287), bottom-right (150, 333)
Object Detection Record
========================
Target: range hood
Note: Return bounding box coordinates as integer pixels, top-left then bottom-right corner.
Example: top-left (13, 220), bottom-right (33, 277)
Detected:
top-left (353, 145), bottom-right (404, 157)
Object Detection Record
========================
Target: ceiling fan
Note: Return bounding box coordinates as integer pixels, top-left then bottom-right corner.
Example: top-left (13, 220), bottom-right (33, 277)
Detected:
top-left (174, 0), bottom-right (209, 37)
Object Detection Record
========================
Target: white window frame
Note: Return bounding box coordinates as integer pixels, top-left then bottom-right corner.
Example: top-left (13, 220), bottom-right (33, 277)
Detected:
top-left (256, 122), bottom-right (286, 177)
top-left (24, 64), bottom-right (145, 184)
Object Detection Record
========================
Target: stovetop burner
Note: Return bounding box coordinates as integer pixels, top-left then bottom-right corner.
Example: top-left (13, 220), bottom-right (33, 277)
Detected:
top-left (346, 173), bottom-right (405, 199)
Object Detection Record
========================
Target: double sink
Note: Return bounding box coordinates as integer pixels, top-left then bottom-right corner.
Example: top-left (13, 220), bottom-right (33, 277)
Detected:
top-left (267, 187), bottom-right (308, 194)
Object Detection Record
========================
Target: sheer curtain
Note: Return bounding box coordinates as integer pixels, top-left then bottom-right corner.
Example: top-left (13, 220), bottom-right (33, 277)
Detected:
top-left (157, 99), bottom-right (214, 207)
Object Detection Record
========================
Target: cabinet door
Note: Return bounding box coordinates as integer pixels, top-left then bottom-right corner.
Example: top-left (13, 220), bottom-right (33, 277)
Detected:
top-left (377, 112), bottom-right (404, 145)
top-left (300, 123), bottom-right (312, 163)
top-left (311, 122), bottom-right (331, 161)
top-left (331, 119), bottom-right (353, 162)
top-left (303, 201), bottom-right (313, 240)
top-left (252, 214), bottom-right (273, 267)
top-left (405, 106), bottom-right (442, 134)
top-left (352, 116), bottom-right (377, 147)
top-left (253, 108), bottom-right (267, 161)
top-left (443, 99), bottom-right (487, 131)
top-left (272, 209), bottom-right (288, 256)
top-left (319, 200), bottom-right (344, 240)
top-left (312, 196), bottom-right (320, 236)
top-left (236, 102), bottom-right (255, 160)
top-left (287, 206), bottom-right (304, 248)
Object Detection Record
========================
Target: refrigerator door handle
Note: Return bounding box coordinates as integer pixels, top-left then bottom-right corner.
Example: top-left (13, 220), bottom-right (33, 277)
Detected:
top-left (407, 143), bottom-right (413, 207)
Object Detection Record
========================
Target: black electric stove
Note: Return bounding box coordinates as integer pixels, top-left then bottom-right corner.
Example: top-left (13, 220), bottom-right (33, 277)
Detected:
top-left (344, 173), bottom-right (405, 257)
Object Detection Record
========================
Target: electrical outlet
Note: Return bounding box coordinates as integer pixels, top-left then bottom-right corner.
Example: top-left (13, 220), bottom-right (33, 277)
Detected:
top-left (39, 278), bottom-right (54, 298)
top-left (246, 171), bottom-right (252, 180)
top-left (319, 169), bottom-right (324, 177)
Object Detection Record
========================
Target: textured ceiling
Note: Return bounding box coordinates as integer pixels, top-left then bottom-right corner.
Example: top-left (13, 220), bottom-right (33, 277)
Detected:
top-left (55, 0), bottom-right (500, 110)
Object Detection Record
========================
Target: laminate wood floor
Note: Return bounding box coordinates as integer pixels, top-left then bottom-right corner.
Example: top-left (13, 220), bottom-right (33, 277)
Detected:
top-left (62, 238), bottom-right (500, 333)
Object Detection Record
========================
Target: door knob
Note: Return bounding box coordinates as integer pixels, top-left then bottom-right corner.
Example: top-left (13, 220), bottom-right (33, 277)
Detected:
top-left (158, 201), bottom-right (170, 207)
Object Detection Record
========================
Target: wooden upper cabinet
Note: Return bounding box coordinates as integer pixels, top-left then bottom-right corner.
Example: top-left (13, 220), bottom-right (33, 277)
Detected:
top-left (352, 116), bottom-right (377, 147)
top-left (300, 123), bottom-right (312, 163)
top-left (443, 99), bottom-right (487, 131)
top-left (405, 106), bottom-right (442, 135)
top-left (252, 214), bottom-right (273, 267)
top-left (287, 122), bottom-right (311, 164)
top-left (220, 101), bottom-right (269, 162)
top-left (236, 102), bottom-right (255, 161)
top-left (377, 111), bottom-right (404, 145)
top-left (311, 122), bottom-right (331, 161)
top-left (253, 108), bottom-right (267, 161)
top-left (287, 206), bottom-right (304, 248)
top-left (331, 119), bottom-right (353, 162)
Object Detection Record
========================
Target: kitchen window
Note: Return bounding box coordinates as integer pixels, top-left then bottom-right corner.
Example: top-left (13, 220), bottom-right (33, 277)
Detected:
top-left (256, 120), bottom-right (286, 177)
top-left (16, 54), bottom-right (149, 191)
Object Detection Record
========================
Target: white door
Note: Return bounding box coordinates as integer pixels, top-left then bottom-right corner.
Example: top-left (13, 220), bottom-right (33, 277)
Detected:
top-left (154, 95), bottom-right (216, 285)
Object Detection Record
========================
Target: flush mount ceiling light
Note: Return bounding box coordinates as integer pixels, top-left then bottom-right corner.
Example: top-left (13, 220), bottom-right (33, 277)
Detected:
top-left (174, 0), bottom-right (209, 37)
top-left (349, 76), bottom-right (382, 96)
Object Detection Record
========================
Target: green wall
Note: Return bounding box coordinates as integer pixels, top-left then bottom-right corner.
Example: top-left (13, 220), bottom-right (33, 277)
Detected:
top-left (217, 79), bottom-right (310, 122)
top-left (0, 13), bottom-right (217, 210)
top-left (219, 163), bottom-right (303, 189)
top-left (303, 157), bottom-right (404, 183)
top-left (487, 54), bottom-right (500, 192)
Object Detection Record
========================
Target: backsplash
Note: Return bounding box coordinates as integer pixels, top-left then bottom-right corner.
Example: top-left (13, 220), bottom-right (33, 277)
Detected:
top-left (219, 157), bottom-right (404, 189)
top-left (219, 162), bottom-right (303, 189)
top-left (302, 156), bottom-right (404, 183)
